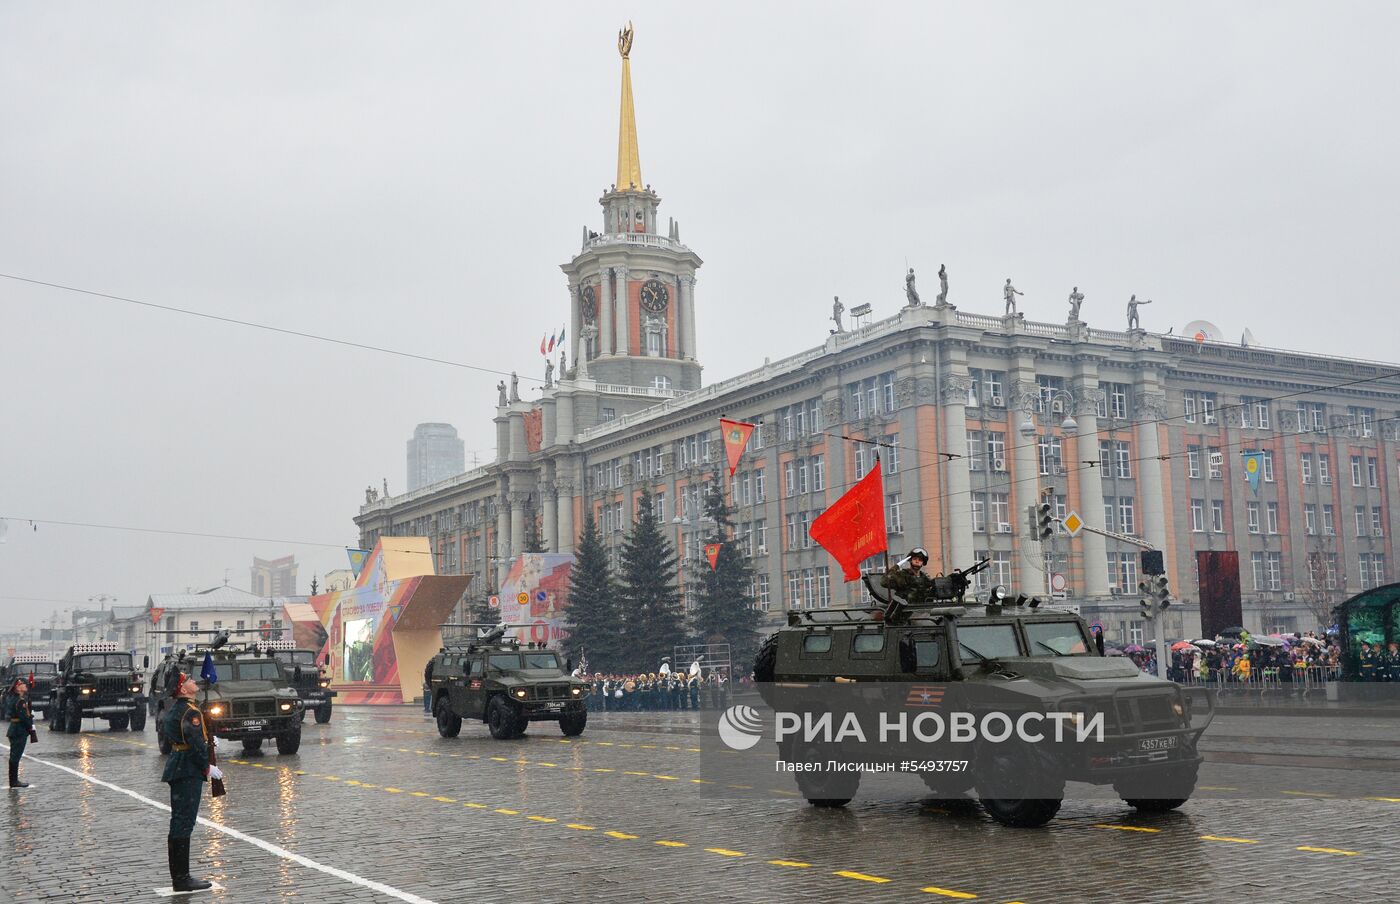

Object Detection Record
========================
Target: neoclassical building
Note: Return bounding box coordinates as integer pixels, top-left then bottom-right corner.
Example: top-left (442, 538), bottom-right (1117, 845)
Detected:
top-left (355, 32), bottom-right (1400, 645)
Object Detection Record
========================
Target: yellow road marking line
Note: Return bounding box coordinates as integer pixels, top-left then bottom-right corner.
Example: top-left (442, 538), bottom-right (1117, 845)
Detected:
top-left (463, 803), bottom-right (487, 809)
top-left (593, 768), bottom-right (615, 773)
top-left (687, 748), bottom-right (701, 752)
top-left (494, 808), bottom-right (519, 815)
top-left (1297, 846), bottom-right (1359, 856)
top-left (359, 784), bottom-right (379, 789)
top-left (527, 816), bottom-right (557, 823)
top-left (689, 779), bottom-right (713, 785)
top-left (665, 746), bottom-right (681, 750)
top-left (654, 775), bottom-right (678, 781)
top-left (566, 824), bottom-right (596, 831)
top-left (537, 762), bottom-right (558, 767)
top-left (324, 777), bottom-right (339, 781)
top-left (293, 771), bottom-right (307, 776)
top-left (640, 744), bottom-right (658, 749)
top-left (768, 860), bottom-right (812, 868)
top-left (490, 756), bottom-right (509, 762)
top-left (344, 780), bottom-right (363, 786)
top-left (1366, 796), bottom-right (1400, 803)
top-left (655, 840), bottom-right (688, 847)
top-left (407, 791), bottom-right (426, 797)
top-left (1198, 785), bottom-right (1238, 791)
top-left (835, 871), bottom-right (891, 883)
top-left (921, 887), bottom-right (978, 899)
top-left (1200, 835), bottom-right (1258, 844)
top-left (1094, 824), bottom-right (1160, 833)
top-left (383, 788), bottom-right (404, 793)
top-left (622, 771), bottom-right (649, 776)
top-left (769, 789), bottom-right (800, 797)
top-left (595, 742), bottom-right (613, 746)
top-left (705, 848), bottom-right (745, 857)
top-left (727, 784), bottom-right (753, 790)
top-left (1282, 790), bottom-right (1335, 798)
top-left (432, 797), bottom-right (457, 803)
top-left (605, 831), bottom-right (638, 839)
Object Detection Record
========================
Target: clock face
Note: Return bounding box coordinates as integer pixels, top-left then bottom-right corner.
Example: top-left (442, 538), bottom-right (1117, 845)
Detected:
top-left (580, 284), bottom-right (597, 321)
top-left (640, 279), bottom-right (669, 313)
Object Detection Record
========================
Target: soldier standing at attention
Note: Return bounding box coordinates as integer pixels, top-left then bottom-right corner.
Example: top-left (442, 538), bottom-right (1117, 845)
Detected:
top-left (162, 675), bottom-right (219, 892)
top-left (5, 677), bottom-right (36, 788)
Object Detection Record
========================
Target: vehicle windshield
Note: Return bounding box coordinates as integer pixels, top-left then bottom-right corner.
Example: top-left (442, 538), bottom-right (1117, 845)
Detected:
top-left (22, 663), bottom-right (57, 674)
top-left (274, 651), bottom-right (317, 665)
top-left (955, 624), bottom-right (1021, 661)
top-left (488, 654), bottom-right (522, 671)
top-left (522, 652), bottom-right (562, 670)
top-left (73, 654), bottom-right (133, 671)
top-left (1023, 621), bottom-right (1091, 656)
top-left (211, 660), bottom-right (284, 681)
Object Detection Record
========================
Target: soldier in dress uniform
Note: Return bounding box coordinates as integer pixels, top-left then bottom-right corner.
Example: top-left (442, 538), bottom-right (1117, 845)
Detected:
top-left (161, 675), bottom-right (219, 892)
top-left (5, 677), bottom-right (36, 789)
top-left (1385, 642), bottom-right (1400, 682)
top-left (1358, 642), bottom-right (1379, 681)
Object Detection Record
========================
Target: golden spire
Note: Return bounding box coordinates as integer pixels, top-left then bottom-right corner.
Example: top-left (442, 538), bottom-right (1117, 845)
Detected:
top-left (615, 22), bottom-right (643, 192)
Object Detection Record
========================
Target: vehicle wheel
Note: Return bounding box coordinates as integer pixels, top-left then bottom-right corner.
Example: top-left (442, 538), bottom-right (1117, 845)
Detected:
top-left (130, 707), bottom-right (146, 732)
top-left (298, 707), bottom-right (307, 722)
top-left (978, 797), bottom-right (1063, 828)
top-left (559, 711), bottom-right (587, 737)
top-left (242, 738), bottom-right (263, 754)
top-left (276, 724), bottom-right (302, 755)
top-left (752, 635), bottom-right (778, 683)
top-left (48, 702), bottom-right (62, 732)
top-left (436, 702), bottom-right (463, 739)
top-left (66, 700), bottom-right (83, 734)
top-left (920, 770), bottom-right (976, 799)
top-left (108, 715), bottom-right (129, 731)
top-left (314, 703), bottom-right (333, 724)
top-left (790, 742), bottom-right (860, 807)
top-left (1118, 762), bottom-right (1198, 812)
top-left (486, 696), bottom-right (517, 740)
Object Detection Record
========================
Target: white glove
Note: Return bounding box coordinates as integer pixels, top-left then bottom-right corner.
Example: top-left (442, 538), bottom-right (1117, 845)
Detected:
top-left (208, 766), bottom-right (224, 781)
top-left (212, 735), bottom-right (222, 748)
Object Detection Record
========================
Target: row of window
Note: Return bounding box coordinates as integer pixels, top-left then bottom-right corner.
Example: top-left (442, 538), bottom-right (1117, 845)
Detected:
top-left (784, 567), bottom-right (832, 609)
top-left (846, 372), bottom-right (897, 420)
top-left (784, 456), bottom-right (826, 496)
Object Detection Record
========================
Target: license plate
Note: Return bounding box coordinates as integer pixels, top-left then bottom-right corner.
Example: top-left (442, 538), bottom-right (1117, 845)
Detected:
top-left (241, 719), bottom-right (268, 729)
top-left (544, 702), bottom-right (563, 712)
top-left (117, 698), bottom-right (134, 703)
top-left (1137, 735), bottom-right (1179, 752)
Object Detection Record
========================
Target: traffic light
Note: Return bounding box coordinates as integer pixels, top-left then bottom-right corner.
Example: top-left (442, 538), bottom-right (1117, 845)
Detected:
top-left (1153, 574), bottom-right (1171, 611)
top-left (1034, 503), bottom-right (1054, 541)
top-left (1137, 580), bottom-right (1155, 620)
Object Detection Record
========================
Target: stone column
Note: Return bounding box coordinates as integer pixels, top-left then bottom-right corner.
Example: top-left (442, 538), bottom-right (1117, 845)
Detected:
top-left (496, 484), bottom-right (511, 586)
top-left (541, 479), bottom-right (558, 553)
top-left (680, 274), bottom-right (698, 360)
top-left (508, 410), bottom-right (527, 462)
top-left (556, 479), bottom-right (575, 553)
top-left (494, 413), bottom-right (511, 463)
top-left (554, 390), bottom-right (575, 447)
top-left (510, 492), bottom-right (527, 556)
top-left (940, 371), bottom-right (975, 568)
top-left (1135, 387), bottom-right (1170, 552)
top-left (1010, 378), bottom-right (1043, 593)
top-left (540, 397), bottom-right (557, 448)
top-left (1073, 382), bottom-right (1112, 599)
top-left (614, 266), bottom-right (630, 356)
top-left (599, 267), bottom-right (614, 356)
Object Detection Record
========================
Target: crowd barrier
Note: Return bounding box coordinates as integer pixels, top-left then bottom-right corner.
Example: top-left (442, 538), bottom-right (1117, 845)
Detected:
top-left (1176, 665), bottom-right (1342, 698)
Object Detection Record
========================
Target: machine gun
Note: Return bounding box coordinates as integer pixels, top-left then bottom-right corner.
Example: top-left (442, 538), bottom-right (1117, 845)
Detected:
top-left (863, 557), bottom-right (992, 623)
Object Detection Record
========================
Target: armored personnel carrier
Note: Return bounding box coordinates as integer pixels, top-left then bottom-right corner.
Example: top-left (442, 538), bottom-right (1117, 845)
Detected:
top-left (148, 633), bottom-right (303, 755)
top-left (2, 654), bottom-right (57, 717)
top-left (47, 642), bottom-right (148, 733)
top-left (753, 564), bottom-right (1213, 827)
top-left (428, 625), bottom-right (589, 740)
top-left (267, 642), bottom-right (337, 723)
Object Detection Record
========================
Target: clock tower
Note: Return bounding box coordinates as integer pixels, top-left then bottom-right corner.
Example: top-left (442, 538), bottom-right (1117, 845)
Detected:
top-left (560, 23), bottom-right (703, 393)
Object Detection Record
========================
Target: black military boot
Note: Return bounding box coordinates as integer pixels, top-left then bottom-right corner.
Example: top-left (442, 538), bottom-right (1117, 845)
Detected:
top-left (172, 837), bottom-right (212, 892)
top-left (7, 760), bottom-right (28, 789)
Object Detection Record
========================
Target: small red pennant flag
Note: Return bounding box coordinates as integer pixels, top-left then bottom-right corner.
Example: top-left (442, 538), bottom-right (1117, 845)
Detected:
top-left (704, 543), bottom-right (722, 571)
top-left (540, 334), bottom-right (548, 355)
top-left (149, 607), bottom-right (166, 626)
top-left (719, 418), bottom-right (757, 477)
top-left (809, 454), bottom-right (888, 581)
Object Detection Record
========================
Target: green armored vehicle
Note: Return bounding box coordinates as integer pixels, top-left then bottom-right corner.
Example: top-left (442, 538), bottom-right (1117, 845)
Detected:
top-left (753, 563), bottom-right (1213, 827)
top-left (429, 625), bottom-right (589, 740)
top-left (266, 642), bottom-right (337, 723)
top-left (2, 654), bottom-right (57, 718)
top-left (148, 633), bottom-right (303, 755)
top-left (46, 642), bottom-right (148, 733)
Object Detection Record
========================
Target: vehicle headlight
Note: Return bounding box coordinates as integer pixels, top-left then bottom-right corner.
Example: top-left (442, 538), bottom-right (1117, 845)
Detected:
top-left (279, 702), bottom-right (293, 712)
top-left (318, 680), bottom-right (331, 688)
top-left (207, 705), bottom-right (224, 717)
top-left (570, 687), bottom-right (581, 696)
top-left (1171, 700), bottom-right (1186, 717)
top-left (80, 687), bottom-right (94, 695)
top-left (514, 689), bottom-right (527, 698)
top-left (130, 685), bottom-right (142, 693)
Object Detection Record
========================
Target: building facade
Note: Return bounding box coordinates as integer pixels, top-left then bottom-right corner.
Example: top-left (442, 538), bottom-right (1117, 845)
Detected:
top-left (407, 422), bottom-right (466, 492)
top-left (354, 34), bottom-right (1400, 647)
top-left (251, 555), bottom-right (298, 597)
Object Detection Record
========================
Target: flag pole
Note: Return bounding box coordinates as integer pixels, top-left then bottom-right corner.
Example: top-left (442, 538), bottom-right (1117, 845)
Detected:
top-left (875, 450), bottom-right (890, 573)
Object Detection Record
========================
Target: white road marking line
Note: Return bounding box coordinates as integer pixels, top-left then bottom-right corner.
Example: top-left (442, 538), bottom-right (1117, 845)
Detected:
top-left (3, 744), bottom-right (439, 904)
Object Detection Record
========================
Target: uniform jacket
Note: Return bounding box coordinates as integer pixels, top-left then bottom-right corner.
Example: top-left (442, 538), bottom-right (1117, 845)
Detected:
top-left (161, 698), bottom-right (210, 783)
top-left (4, 692), bottom-right (34, 740)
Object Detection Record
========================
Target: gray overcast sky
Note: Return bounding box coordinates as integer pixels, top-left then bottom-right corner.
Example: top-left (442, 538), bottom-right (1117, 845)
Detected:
top-left (3, 2), bottom-right (1399, 632)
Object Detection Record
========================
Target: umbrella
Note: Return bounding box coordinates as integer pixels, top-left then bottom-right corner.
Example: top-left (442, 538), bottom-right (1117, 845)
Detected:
top-left (1103, 647), bottom-right (1127, 657)
top-left (1170, 641), bottom-right (1195, 652)
top-left (1123, 644), bottom-right (1146, 654)
top-left (1297, 637), bottom-right (1325, 647)
top-left (1217, 626), bottom-right (1246, 637)
top-left (1248, 635), bottom-right (1286, 648)
top-left (1191, 638), bottom-right (1218, 647)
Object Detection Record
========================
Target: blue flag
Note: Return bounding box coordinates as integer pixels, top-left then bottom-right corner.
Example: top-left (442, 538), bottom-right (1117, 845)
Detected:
top-left (347, 548), bottom-right (370, 578)
top-left (201, 651), bottom-right (218, 685)
top-left (1242, 451), bottom-right (1263, 494)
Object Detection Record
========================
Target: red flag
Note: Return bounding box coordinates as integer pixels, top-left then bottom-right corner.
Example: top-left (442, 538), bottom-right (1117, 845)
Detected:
top-left (719, 418), bottom-right (757, 477)
top-left (540, 334), bottom-right (548, 355)
top-left (809, 457), bottom-right (888, 581)
top-left (149, 607), bottom-right (165, 626)
top-left (704, 543), bottom-right (722, 571)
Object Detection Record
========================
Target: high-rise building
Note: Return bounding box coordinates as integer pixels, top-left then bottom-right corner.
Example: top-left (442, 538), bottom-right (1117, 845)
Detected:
top-left (251, 555), bottom-right (298, 597)
top-left (407, 423), bottom-right (466, 491)
top-left (354, 26), bottom-right (1400, 646)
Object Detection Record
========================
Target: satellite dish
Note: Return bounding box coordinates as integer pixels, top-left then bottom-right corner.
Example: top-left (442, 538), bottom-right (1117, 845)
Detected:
top-left (1241, 328), bottom-right (1257, 347)
top-left (1182, 319), bottom-right (1224, 344)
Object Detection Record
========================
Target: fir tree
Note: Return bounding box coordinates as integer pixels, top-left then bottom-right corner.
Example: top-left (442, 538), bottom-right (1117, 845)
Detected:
top-left (563, 511), bottom-right (622, 671)
top-left (618, 486), bottom-right (685, 671)
top-left (689, 475), bottom-right (761, 667)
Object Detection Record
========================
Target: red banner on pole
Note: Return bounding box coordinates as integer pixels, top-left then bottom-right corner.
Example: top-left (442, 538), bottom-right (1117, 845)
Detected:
top-left (149, 607), bottom-right (166, 626)
top-left (719, 418), bottom-right (757, 477)
top-left (704, 543), bottom-right (722, 571)
top-left (809, 457), bottom-right (888, 581)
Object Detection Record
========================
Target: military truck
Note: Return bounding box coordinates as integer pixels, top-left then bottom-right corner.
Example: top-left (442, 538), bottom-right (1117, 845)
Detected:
top-left (46, 642), bottom-right (148, 733)
top-left (148, 634), bottom-right (303, 755)
top-left (267, 642), bottom-right (337, 723)
top-left (2, 654), bottom-right (57, 717)
top-left (428, 625), bottom-right (589, 740)
top-left (753, 571), bottom-right (1213, 827)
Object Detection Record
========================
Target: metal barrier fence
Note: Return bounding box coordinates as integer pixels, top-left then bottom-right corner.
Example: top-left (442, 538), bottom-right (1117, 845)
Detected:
top-left (1176, 665), bottom-right (1342, 697)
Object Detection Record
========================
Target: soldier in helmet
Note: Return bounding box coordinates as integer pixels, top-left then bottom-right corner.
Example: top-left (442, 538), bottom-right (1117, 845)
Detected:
top-left (881, 547), bottom-right (936, 603)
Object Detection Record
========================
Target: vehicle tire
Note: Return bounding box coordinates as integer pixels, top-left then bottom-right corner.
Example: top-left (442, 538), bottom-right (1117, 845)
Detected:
top-left (559, 711), bottom-right (587, 737)
top-left (242, 738), bottom-right (263, 754)
top-left (790, 742), bottom-right (859, 807)
top-left (108, 715), bottom-right (129, 731)
top-left (276, 724), bottom-right (302, 755)
top-left (978, 797), bottom-right (1063, 828)
top-left (486, 696), bottom-right (517, 740)
top-left (298, 707), bottom-right (307, 722)
top-left (66, 700), bottom-right (83, 734)
top-left (1118, 762), bottom-right (1198, 813)
top-left (752, 635), bottom-right (778, 683)
top-left (130, 707), bottom-right (146, 732)
top-left (314, 703), bottom-right (333, 724)
top-left (437, 702), bottom-right (463, 739)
